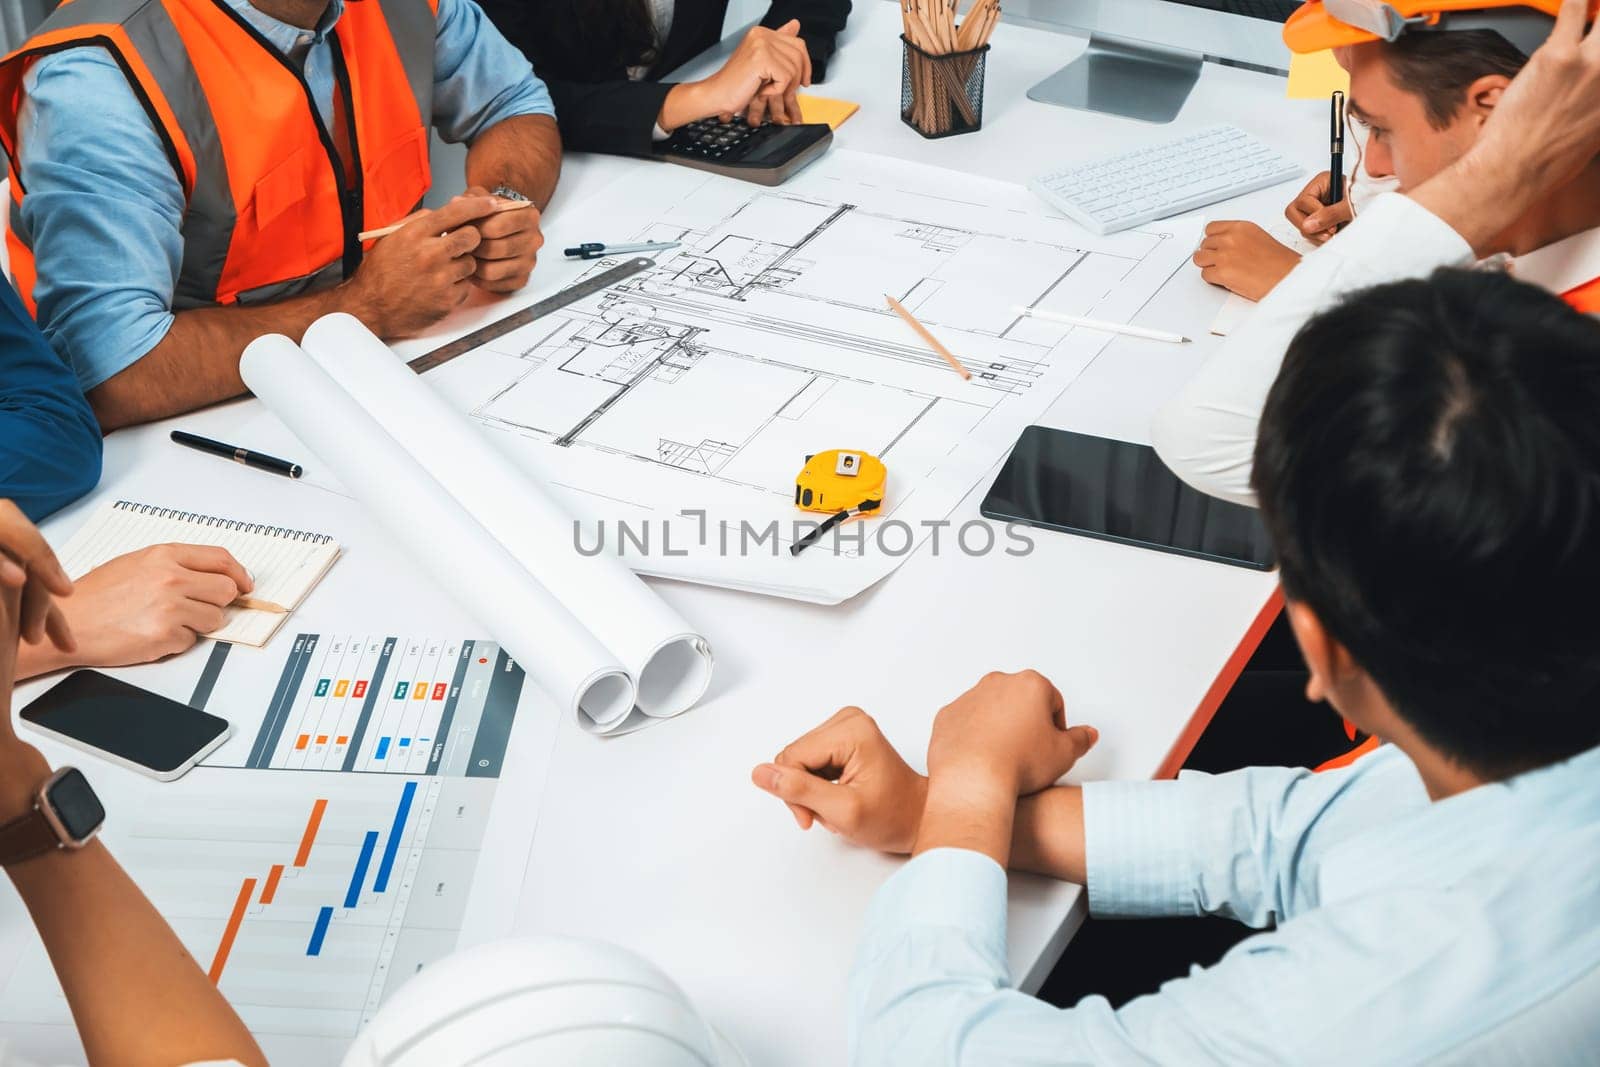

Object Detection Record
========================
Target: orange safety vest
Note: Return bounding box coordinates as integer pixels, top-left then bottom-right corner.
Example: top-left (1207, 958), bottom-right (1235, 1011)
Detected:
top-left (0, 0), bottom-right (437, 313)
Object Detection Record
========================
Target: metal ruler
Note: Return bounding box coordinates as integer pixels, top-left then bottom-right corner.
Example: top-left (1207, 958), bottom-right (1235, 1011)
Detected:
top-left (406, 256), bottom-right (655, 374)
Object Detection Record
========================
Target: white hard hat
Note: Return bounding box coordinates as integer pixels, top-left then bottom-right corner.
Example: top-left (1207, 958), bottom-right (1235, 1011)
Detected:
top-left (341, 936), bottom-right (746, 1067)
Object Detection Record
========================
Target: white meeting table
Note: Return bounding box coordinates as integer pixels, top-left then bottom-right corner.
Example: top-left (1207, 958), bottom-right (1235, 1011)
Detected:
top-left (8, 3), bottom-right (1327, 1062)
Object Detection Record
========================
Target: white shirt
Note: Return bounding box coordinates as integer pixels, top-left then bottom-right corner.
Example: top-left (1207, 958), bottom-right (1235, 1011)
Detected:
top-left (1152, 194), bottom-right (1600, 507)
top-left (850, 743), bottom-right (1600, 1065)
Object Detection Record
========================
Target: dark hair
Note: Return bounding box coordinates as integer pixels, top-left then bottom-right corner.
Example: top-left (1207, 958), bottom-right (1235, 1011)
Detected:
top-left (1252, 269), bottom-right (1600, 779)
top-left (1381, 29), bottom-right (1527, 128)
top-left (477, 0), bottom-right (660, 82)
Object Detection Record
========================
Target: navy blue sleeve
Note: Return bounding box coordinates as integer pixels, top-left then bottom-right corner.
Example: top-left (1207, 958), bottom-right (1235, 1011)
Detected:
top-left (0, 279), bottom-right (102, 521)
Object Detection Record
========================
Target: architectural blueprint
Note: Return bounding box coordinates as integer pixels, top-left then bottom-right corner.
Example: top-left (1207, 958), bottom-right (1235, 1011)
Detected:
top-left (423, 151), bottom-right (1198, 603)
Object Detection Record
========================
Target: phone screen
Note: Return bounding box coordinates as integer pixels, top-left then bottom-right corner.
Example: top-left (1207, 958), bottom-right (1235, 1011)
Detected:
top-left (21, 670), bottom-right (231, 776)
top-left (980, 426), bottom-right (1276, 571)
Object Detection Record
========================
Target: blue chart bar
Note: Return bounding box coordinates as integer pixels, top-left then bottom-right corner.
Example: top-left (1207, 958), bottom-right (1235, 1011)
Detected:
top-left (374, 781), bottom-right (417, 893)
top-left (374, 737), bottom-right (391, 760)
top-left (306, 906), bottom-right (334, 957)
top-left (344, 831), bottom-right (379, 909)
top-left (398, 738), bottom-right (411, 748)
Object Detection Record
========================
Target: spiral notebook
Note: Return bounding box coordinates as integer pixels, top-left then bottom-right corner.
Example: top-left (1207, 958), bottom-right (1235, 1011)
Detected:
top-left (56, 500), bottom-right (342, 648)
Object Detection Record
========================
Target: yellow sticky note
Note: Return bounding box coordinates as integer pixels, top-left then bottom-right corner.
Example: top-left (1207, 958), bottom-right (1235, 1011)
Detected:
top-left (797, 94), bottom-right (861, 129)
top-left (1286, 49), bottom-right (1349, 99)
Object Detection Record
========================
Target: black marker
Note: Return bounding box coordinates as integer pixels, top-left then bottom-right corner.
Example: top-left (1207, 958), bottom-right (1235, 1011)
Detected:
top-left (171, 430), bottom-right (302, 479)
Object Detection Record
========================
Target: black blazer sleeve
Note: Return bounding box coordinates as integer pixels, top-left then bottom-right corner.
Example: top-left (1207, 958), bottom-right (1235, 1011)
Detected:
top-left (546, 77), bottom-right (675, 158)
top-left (760, 0), bottom-right (852, 82)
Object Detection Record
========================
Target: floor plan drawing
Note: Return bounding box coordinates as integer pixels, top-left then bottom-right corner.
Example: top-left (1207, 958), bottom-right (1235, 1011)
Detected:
top-left (423, 151), bottom-right (1197, 602)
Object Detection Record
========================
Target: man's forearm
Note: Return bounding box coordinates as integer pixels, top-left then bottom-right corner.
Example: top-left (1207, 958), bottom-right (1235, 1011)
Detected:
top-left (914, 769), bottom-right (1017, 867)
top-left (1009, 786), bottom-right (1087, 884)
top-left (87, 284), bottom-right (359, 432)
top-left (466, 113), bottom-right (561, 209)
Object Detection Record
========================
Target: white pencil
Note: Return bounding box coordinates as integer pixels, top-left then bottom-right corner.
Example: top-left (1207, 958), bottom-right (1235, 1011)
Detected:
top-left (1012, 305), bottom-right (1190, 344)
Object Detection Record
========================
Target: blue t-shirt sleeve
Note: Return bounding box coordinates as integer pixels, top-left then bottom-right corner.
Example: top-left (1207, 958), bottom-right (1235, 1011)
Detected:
top-left (0, 279), bottom-right (102, 521)
top-left (17, 47), bottom-right (184, 394)
top-left (431, 0), bottom-right (555, 145)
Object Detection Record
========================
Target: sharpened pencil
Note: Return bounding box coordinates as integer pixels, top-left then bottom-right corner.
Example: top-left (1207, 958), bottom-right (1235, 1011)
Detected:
top-left (885, 294), bottom-right (972, 380)
top-left (233, 596), bottom-right (289, 614)
top-left (358, 197), bottom-right (534, 242)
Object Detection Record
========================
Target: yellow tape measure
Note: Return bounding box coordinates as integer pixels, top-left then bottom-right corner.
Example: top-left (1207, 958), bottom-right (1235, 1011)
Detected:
top-left (791, 449), bottom-right (887, 556)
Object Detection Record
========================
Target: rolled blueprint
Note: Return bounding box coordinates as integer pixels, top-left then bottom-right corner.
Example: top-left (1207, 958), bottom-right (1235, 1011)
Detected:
top-left (241, 325), bottom-right (713, 735)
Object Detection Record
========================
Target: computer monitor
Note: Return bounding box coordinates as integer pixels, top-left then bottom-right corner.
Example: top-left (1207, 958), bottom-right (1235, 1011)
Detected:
top-left (1013, 0), bottom-right (1300, 124)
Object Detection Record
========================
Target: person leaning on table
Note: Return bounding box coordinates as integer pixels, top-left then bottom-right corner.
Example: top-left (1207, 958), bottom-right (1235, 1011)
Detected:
top-left (0, 505), bottom-right (264, 1067)
top-left (0, 0), bottom-right (561, 432)
top-left (0, 273), bottom-right (257, 686)
top-left (477, 0), bottom-right (850, 156)
top-left (754, 265), bottom-right (1600, 1064)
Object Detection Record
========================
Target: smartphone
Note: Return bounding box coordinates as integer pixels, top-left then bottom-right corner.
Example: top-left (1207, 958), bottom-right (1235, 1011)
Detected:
top-left (20, 670), bottom-right (231, 782)
top-left (980, 425), bottom-right (1276, 571)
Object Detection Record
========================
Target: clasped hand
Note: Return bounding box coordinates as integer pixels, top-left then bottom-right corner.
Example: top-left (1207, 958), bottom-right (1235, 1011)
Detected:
top-left (752, 670), bottom-right (1098, 857)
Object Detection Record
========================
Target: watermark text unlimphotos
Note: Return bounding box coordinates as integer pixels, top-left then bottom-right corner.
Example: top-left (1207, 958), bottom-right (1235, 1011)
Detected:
top-left (573, 509), bottom-right (1036, 558)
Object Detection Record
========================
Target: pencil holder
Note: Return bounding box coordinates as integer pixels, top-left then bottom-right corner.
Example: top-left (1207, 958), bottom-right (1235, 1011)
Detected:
top-left (900, 35), bottom-right (989, 139)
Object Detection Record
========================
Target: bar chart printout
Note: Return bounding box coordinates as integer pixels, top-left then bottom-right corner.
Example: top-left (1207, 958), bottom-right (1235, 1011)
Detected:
top-left (0, 633), bottom-right (531, 1065)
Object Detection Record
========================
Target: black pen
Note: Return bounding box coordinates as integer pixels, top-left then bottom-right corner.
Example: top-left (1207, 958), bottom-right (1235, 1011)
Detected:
top-left (171, 430), bottom-right (302, 479)
top-left (1327, 89), bottom-right (1346, 211)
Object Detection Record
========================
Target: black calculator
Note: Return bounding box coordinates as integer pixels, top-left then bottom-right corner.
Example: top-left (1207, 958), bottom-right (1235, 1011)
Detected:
top-left (657, 118), bottom-right (833, 187)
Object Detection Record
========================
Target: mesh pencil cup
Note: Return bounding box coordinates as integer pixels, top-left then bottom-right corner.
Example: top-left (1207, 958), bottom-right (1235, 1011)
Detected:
top-left (900, 35), bottom-right (989, 139)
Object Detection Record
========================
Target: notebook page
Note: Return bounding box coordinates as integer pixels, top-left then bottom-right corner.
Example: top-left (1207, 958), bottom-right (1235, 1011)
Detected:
top-left (55, 501), bottom-right (341, 647)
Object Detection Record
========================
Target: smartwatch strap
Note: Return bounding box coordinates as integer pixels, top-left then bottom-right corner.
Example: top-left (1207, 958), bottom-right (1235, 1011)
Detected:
top-left (0, 804), bottom-right (60, 867)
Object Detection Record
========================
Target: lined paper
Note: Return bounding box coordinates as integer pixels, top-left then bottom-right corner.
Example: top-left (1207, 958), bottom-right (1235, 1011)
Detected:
top-left (56, 501), bottom-right (341, 647)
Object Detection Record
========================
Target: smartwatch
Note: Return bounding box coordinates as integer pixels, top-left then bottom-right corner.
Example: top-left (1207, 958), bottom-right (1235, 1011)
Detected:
top-left (0, 767), bottom-right (105, 867)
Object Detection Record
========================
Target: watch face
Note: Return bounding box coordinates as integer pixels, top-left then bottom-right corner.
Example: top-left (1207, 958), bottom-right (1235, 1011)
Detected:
top-left (44, 768), bottom-right (105, 842)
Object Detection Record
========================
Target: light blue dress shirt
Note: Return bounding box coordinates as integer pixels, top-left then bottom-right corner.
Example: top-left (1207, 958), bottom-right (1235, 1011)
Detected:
top-left (852, 743), bottom-right (1600, 1065)
top-left (14, 0), bottom-right (554, 393)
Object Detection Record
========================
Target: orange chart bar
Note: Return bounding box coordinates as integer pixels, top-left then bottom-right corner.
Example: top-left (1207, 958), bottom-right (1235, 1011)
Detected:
top-left (259, 863), bottom-right (286, 905)
top-left (208, 877), bottom-right (257, 984)
top-left (294, 734), bottom-right (309, 751)
top-left (294, 798), bottom-right (329, 867)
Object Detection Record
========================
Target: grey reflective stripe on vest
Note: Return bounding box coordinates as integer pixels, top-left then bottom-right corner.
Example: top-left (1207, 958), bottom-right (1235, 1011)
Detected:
top-left (118, 1), bottom-right (236, 310)
top-left (9, 199), bottom-right (26, 253)
top-left (235, 259), bottom-right (344, 307)
top-left (376, 0), bottom-right (437, 131)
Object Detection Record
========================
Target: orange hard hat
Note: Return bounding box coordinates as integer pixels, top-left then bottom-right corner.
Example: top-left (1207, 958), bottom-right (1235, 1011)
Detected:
top-left (1285, 0), bottom-right (1599, 55)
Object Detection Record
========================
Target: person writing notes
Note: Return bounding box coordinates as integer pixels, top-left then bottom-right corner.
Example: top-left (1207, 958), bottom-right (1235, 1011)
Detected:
top-left (478, 0), bottom-right (851, 156)
top-left (0, 0), bottom-right (561, 431)
top-left (1163, 0), bottom-right (1600, 505)
top-left (0, 506), bottom-right (265, 1067)
top-left (754, 265), bottom-right (1600, 1064)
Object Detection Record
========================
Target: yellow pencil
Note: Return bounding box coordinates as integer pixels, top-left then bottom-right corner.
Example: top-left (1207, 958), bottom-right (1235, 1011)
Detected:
top-left (884, 294), bottom-right (971, 380)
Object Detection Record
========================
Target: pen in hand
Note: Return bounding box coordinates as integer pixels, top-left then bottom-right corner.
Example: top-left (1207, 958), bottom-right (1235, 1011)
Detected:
top-left (1327, 89), bottom-right (1346, 218)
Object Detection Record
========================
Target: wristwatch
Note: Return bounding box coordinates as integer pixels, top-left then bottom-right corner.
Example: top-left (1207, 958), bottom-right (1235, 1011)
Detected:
top-left (491, 184), bottom-right (530, 203)
top-left (0, 767), bottom-right (105, 867)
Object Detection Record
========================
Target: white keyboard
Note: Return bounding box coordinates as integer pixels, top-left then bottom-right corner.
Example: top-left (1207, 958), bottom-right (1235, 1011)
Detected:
top-left (1029, 125), bottom-right (1305, 235)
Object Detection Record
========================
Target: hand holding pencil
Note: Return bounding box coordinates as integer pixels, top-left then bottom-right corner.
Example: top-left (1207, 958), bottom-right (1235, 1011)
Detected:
top-left (342, 194), bottom-right (536, 337)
